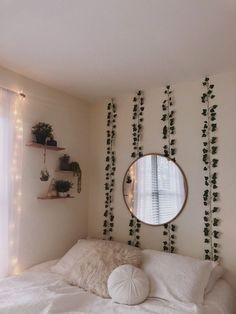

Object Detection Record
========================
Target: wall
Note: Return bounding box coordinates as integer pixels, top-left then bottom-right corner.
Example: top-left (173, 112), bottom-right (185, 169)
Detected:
top-left (0, 66), bottom-right (89, 271)
top-left (88, 71), bottom-right (236, 289)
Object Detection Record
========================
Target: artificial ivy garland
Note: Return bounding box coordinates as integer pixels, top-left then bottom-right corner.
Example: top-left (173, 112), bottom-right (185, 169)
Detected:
top-left (161, 85), bottom-right (177, 253)
top-left (201, 77), bottom-right (220, 261)
top-left (128, 90), bottom-right (145, 247)
top-left (103, 99), bottom-right (117, 240)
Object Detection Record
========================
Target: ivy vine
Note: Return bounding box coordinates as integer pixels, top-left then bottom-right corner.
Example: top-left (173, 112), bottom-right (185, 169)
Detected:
top-left (128, 90), bottom-right (144, 247)
top-left (161, 85), bottom-right (177, 253)
top-left (201, 77), bottom-right (220, 261)
top-left (103, 99), bottom-right (117, 240)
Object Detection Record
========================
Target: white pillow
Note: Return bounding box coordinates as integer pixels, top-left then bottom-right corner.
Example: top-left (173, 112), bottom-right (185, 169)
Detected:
top-left (52, 239), bottom-right (141, 279)
top-left (108, 265), bottom-right (149, 305)
top-left (66, 239), bottom-right (141, 298)
top-left (141, 249), bottom-right (215, 304)
top-left (205, 264), bottom-right (225, 294)
top-left (51, 239), bottom-right (87, 275)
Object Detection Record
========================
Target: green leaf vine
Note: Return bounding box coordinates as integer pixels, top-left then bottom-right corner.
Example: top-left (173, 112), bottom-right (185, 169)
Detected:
top-left (162, 85), bottom-right (176, 253)
top-left (128, 90), bottom-right (145, 247)
top-left (103, 99), bottom-right (117, 240)
top-left (201, 77), bottom-right (220, 261)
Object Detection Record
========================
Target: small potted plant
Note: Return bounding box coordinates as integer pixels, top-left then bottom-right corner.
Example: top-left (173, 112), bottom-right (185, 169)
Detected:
top-left (46, 136), bottom-right (57, 147)
top-left (54, 180), bottom-right (73, 197)
top-left (59, 154), bottom-right (71, 171)
top-left (32, 122), bottom-right (53, 145)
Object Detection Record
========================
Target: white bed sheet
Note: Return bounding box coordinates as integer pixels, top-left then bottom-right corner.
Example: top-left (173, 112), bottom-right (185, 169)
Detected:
top-left (0, 260), bottom-right (235, 314)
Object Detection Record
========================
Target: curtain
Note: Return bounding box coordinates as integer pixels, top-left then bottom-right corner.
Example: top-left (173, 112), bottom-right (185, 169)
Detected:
top-left (135, 156), bottom-right (153, 222)
top-left (134, 155), bottom-right (185, 224)
top-left (0, 89), bottom-right (23, 277)
top-left (157, 157), bottom-right (185, 223)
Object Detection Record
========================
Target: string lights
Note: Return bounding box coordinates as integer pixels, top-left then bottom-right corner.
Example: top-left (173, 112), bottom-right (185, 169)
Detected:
top-left (8, 93), bottom-right (25, 275)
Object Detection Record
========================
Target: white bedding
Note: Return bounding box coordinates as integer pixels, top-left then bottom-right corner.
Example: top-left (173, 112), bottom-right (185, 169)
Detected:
top-left (0, 260), bottom-right (235, 314)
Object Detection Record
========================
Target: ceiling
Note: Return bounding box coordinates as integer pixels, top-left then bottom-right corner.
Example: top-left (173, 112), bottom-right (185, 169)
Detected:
top-left (0, 0), bottom-right (235, 102)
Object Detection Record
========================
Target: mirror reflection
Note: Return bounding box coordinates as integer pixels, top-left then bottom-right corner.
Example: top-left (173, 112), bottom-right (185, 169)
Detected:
top-left (123, 154), bottom-right (187, 225)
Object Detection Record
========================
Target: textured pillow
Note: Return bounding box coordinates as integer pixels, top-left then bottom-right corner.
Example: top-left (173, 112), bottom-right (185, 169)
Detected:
top-left (205, 263), bottom-right (225, 294)
top-left (51, 239), bottom-right (89, 276)
top-left (141, 249), bottom-right (215, 304)
top-left (66, 239), bottom-right (141, 298)
top-left (108, 265), bottom-right (149, 305)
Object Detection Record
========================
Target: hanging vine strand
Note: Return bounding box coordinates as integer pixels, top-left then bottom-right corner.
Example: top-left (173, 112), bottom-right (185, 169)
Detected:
top-left (161, 85), bottom-right (177, 253)
top-left (201, 77), bottom-right (220, 261)
top-left (103, 99), bottom-right (117, 240)
top-left (128, 90), bottom-right (145, 247)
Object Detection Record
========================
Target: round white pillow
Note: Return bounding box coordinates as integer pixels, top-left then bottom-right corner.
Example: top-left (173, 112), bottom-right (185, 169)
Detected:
top-left (107, 264), bottom-right (149, 305)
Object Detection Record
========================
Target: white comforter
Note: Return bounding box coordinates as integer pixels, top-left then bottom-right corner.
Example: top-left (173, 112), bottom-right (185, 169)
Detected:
top-left (0, 261), bottom-right (235, 314)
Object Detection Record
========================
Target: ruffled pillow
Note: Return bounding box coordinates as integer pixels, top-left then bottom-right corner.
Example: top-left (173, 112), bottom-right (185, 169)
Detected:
top-left (108, 265), bottom-right (149, 305)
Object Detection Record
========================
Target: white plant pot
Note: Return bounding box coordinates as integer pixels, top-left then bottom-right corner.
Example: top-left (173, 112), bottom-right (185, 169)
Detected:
top-left (58, 192), bottom-right (67, 198)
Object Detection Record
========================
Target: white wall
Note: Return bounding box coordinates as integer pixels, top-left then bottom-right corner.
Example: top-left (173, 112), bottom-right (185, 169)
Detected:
top-left (0, 66), bottom-right (89, 271)
top-left (88, 71), bottom-right (236, 289)
top-left (1, 65), bottom-right (235, 289)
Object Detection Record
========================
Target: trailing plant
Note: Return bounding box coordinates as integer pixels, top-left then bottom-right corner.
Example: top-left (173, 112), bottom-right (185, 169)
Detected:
top-left (161, 85), bottom-right (177, 253)
top-left (201, 77), bottom-right (220, 261)
top-left (54, 180), bottom-right (73, 193)
top-left (130, 90), bottom-right (144, 159)
top-left (103, 99), bottom-right (117, 241)
top-left (70, 161), bottom-right (82, 193)
top-left (128, 90), bottom-right (145, 248)
top-left (32, 122), bottom-right (53, 144)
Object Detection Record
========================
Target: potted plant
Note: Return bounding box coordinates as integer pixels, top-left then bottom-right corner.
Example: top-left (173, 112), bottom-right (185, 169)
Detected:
top-left (32, 122), bottom-right (53, 145)
top-left (59, 154), bottom-right (71, 171)
top-left (70, 161), bottom-right (82, 193)
top-left (54, 180), bottom-right (73, 197)
top-left (46, 136), bottom-right (57, 147)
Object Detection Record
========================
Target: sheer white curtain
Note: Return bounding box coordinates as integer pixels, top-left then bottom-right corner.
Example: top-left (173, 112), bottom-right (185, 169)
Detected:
top-left (0, 88), bottom-right (23, 277)
top-left (135, 156), bottom-right (153, 222)
top-left (134, 155), bottom-right (185, 224)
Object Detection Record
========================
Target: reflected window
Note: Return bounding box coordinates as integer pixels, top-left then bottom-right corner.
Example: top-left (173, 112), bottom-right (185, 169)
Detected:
top-left (123, 154), bottom-right (187, 225)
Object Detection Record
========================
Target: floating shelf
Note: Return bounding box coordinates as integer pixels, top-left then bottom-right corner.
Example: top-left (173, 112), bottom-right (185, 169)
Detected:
top-left (26, 143), bottom-right (65, 151)
top-left (37, 196), bottom-right (74, 200)
top-left (55, 170), bottom-right (73, 173)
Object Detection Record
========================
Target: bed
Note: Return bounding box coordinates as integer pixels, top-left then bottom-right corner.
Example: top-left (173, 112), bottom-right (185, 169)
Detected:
top-left (0, 261), bottom-right (236, 314)
top-left (0, 258), bottom-right (235, 314)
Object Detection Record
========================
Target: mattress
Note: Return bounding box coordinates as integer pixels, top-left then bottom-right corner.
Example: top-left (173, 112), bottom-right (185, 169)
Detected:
top-left (0, 260), bottom-right (235, 314)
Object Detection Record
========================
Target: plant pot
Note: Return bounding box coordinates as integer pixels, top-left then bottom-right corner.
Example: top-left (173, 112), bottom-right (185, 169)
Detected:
top-left (58, 192), bottom-right (67, 198)
top-left (35, 134), bottom-right (47, 145)
top-left (60, 162), bottom-right (70, 171)
top-left (46, 139), bottom-right (57, 147)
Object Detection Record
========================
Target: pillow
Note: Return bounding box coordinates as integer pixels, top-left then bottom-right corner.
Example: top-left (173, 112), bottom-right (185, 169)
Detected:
top-left (205, 263), bottom-right (225, 294)
top-left (51, 239), bottom-right (90, 275)
top-left (66, 239), bottom-right (141, 298)
top-left (108, 265), bottom-right (149, 305)
top-left (141, 249), bottom-right (215, 304)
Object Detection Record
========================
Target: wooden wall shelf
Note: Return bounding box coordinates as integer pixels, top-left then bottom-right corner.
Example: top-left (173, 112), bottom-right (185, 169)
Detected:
top-left (26, 143), bottom-right (65, 151)
top-left (37, 196), bottom-right (74, 200)
top-left (56, 170), bottom-right (73, 173)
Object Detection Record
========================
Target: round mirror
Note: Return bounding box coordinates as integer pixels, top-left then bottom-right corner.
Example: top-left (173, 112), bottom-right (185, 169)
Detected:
top-left (123, 154), bottom-right (187, 225)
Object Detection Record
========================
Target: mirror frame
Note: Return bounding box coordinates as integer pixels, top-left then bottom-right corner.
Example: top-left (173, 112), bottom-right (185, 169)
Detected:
top-left (122, 153), bottom-right (188, 226)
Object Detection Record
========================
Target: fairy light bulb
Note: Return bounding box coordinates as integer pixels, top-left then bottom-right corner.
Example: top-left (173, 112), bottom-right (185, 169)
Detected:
top-left (11, 258), bottom-right (18, 265)
top-left (13, 266), bottom-right (20, 275)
